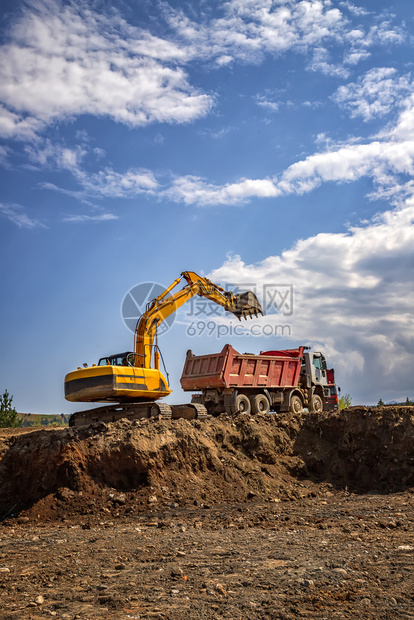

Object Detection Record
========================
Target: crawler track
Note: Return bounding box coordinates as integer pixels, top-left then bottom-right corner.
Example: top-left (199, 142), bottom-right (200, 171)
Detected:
top-left (68, 401), bottom-right (208, 427)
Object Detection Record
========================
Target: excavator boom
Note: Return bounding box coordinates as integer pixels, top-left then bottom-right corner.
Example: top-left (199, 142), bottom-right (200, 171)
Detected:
top-left (134, 271), bottom-right (262, 370)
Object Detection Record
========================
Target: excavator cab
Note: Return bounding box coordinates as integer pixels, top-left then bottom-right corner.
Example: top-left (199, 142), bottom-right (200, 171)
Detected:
top-left (97, 352), bottom-right (134, 367)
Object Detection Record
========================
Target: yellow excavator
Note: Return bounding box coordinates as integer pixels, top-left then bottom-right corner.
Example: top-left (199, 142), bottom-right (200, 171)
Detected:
top-left (65, 271), bottom-right (262, 426)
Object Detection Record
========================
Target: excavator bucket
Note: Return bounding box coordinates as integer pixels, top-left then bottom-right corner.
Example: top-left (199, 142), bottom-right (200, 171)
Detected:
top-left (233, 291), bottom-right (263, 319)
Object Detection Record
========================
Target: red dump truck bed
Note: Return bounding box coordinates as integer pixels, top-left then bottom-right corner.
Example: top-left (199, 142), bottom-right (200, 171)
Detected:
top-left (180, 344), bottom-right (305, 391)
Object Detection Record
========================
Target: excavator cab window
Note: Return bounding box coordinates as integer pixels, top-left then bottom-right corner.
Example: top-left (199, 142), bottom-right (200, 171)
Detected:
top-left (97, 352), bottom-right (134, 366)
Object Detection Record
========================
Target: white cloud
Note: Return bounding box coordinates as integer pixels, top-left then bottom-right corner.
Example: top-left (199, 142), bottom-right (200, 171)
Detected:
top-left (0, 1), bottom-right (406, 139)
top-left (333, 68), bottom-right (413, 121)
top-left (162, 137), bottom-right (414, 207)
top-left (164, 90), bottom-right (414, 206)
top-left (0, 0), bottom-right (213, 137)
top-left (343, 50), bottom-right (371, 66)
top-left (27, 141), bottom-right (159, 199)
top-left (62, 213), bottom-right (118, 223)
top-left (169, 0), bottom-right (404, 69)
top-left (165, 175), bottom-right (281, 206)
top-left (278, 140), bottom-right (414, 194)
top-left (308, 47), bottom-right (350, 78)
top-left (0, 104), bottom-right (43, 140)
top-left (0, 203), bottom-right (45, 228)
top-left (255, 93), bottom-right (280, 112)
top-left (167, 0), bottom-right (346, 70)
top-left (208, 195), bottom-right (414, 403)
top-left (372, 21), bottom-right (405, 46)
top-left (340, 3), bottom-right (371, 18)
top-left (0, 146), bottom-right (9, 167)
top-left (79, 168), bottom-right (159, 199)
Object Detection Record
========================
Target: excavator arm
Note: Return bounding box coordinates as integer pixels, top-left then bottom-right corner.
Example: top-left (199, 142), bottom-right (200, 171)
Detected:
top-left (134, 271), bottom-right (262, 369)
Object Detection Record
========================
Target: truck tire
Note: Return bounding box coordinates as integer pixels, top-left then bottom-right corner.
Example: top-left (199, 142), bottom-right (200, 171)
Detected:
top-left (310, 394), bottom-right (323, 413)
top-left (235, 394), bottom-right (251, 414)
top-left (289, 394), bottom-right (303, 414)
top-left (249, 394), bottom-right (270, 415)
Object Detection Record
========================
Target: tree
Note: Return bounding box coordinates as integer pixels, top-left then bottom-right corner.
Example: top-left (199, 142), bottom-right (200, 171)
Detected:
top-left (378, 398), bottom-right (385, 406)
top-left (0, 390), bottom-right (22, 428)
top-left (339, 393), bottom-right (352, 410)
top-left (405, 397), bottom-right (413, 406)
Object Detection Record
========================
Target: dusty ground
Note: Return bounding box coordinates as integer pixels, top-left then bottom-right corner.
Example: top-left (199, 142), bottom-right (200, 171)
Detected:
top-left (0, 407), bottom-right (413, 619)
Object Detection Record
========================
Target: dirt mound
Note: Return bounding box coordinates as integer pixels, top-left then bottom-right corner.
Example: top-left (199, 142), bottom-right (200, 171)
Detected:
top-left (0, 406), bottom-right (413, 522)
top-left (294, 406), bottom-right (414, 491)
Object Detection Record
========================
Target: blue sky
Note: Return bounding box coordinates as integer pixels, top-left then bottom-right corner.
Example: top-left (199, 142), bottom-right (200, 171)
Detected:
top-left (1, 0), bottom-right (413, 412)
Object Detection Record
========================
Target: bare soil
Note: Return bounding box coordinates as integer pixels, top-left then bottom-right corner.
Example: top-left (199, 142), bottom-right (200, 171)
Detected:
top-left (0, 406), bottom-right (413, 619)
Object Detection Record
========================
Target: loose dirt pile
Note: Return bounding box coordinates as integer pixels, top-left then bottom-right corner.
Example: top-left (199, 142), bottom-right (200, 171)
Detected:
top-left (0, 406), bottom-right (413, 523)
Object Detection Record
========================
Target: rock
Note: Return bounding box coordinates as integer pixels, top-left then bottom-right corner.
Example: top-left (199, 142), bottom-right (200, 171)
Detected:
top-left (177, 551), bottom-right (186, 557)
top-left (332, 568), bottom-right (347, 576)
top-left (0, 567), bottom-right (10, 573)
top-left (115, 563), bottom-right (126, 570)
top-left (35, 595), bottom-right (44, 605)
top-left (171, 567), bottom-right (184, 578)
top-left (297, 578), bottom-right (314, 588)
top-left (56, 487), bottom-right (75, 501)
top-left (148, 495), bottom-right (158, 504)
top-left (360, 598), bottom-right (371, 606)
top-left (109, 492), bottom-right (126, 505)
top-left (215, 583), bottom-right (227, 596)
top-left (17, 516), bottom-right (29, 524)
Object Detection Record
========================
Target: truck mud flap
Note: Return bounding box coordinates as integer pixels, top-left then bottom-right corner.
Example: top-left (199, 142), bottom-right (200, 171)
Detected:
top-left (223, 389), bottom-right (237, 415)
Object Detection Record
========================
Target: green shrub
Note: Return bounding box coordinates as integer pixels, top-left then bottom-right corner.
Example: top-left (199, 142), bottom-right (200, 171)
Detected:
top-left (0, 390), bottom-right (22, 428)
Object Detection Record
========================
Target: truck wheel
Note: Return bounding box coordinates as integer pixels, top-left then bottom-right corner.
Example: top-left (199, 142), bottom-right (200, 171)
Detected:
top-left (310, 394), bottom-right (323, 413)
top-left (249, 394), bottom-right (270, 415)
top-left (235, 394), bottom-right (251, 414)
top-left (289, 395), bottom-right (303, 414)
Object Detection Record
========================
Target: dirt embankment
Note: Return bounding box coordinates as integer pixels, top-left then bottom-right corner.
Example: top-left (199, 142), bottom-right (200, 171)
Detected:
top-left (0, 406), bottom-right (413, 522)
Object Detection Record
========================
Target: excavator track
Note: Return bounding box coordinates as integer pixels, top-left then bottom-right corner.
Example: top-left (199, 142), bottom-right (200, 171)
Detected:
top-left (68, 401), bottom-right (208, 428)
top-left (170, 403), bottom-right (209, 420)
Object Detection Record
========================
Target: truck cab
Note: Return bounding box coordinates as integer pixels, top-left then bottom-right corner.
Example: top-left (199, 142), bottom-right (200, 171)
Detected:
top-left (301, 352), bottom-right (329, 388)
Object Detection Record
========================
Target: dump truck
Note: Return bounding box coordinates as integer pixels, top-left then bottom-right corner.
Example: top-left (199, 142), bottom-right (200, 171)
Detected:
top-left (65, 271), bottom-right (262, 427)
top-left (180, 344), bottom-right (339, 415)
